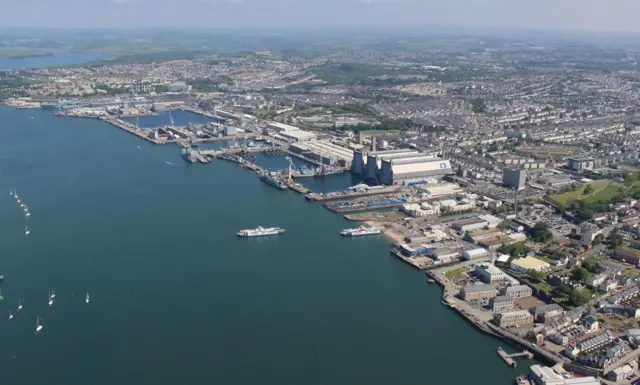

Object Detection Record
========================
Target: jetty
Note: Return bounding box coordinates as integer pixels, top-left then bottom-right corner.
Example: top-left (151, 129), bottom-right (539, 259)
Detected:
top-left (305, 186), bottom-right (399, 202)
top-left (287, 182), bottom-right (309, 194)
top-left (101, 118), bottom-right (162, 144)
top-left (497, 346), bottom-right (533, 367)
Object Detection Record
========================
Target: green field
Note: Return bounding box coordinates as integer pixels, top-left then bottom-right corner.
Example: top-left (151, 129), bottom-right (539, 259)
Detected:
top-left (549, 182), bottom-right (617, 205)
top-left (445, 267), bottom-right (465, 280)
top-left (583, 185), bottom-right (621, 203)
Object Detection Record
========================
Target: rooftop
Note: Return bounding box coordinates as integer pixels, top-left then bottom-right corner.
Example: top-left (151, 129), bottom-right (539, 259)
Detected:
top-left (511, 256), bottom-right (550, 270)
top-left (461, 284), bottom-right (497, 294)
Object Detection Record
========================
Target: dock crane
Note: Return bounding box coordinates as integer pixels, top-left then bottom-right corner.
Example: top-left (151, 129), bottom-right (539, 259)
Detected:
top-left (285, 156), bottom-right (296, 183)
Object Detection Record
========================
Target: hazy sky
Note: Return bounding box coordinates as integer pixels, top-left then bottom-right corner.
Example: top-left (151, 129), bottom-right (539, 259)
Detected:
top-left (4, 0), bottom-right (640, 31)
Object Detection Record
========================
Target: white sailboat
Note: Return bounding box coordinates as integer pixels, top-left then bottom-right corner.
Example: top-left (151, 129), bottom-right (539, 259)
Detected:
top-left (50, 289), bottom-right (56, 299)
top-left (25, 211), bottom-right (30, 217)
top-left (85, 292), bottom-right (90, 304)
top-left (8, 311), bottom-right (13, 320)
top-left (25, 216), bottom-right (30, 236)
top-left (17, 298), bottom-right (23, 311)
top-left (23, 205), bottom-right (28, 213)
top-left (9, 188), bottom-right (13, 197)
top-left (35, 317), bottom-right (43, 333)
top-left (14, 190), bottom-right (19, 202)
top-left (48, 290), bottom-right (53, 307)
top-left (20, 202), bottom-right (24, 208)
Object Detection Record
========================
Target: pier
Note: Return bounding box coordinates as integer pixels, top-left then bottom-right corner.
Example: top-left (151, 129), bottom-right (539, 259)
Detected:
top-left (101, 118), bottom-right (162, 144)
top-left (324, 199), bottom-right (403, 213)
top-left (305, 186), bottom-right (399, 202)
top-left (287, 182), bottom-right (309, 194)
top-left (497, 346), bottom-right (533, 367)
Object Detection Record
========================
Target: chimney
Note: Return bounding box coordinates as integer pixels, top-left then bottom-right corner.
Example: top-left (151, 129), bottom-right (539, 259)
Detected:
top-left (372, 136), bottom-right (377, 151)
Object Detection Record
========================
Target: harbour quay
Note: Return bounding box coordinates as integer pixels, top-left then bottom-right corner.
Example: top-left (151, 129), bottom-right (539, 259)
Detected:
top-left (305, 185), bottom-right (399, 202)
top-left (324, 195), bottom-right (405, 213)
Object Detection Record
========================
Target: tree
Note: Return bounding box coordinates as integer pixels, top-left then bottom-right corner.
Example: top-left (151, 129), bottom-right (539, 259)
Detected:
top-left (569, 289), bottom-right (589, 306)
top-left (592, 233), bottom-right (604, 247)
top-left (607, 232), bottom-right (624, 249)
top-left (471, 98), bottom-right (486, 113)
top-left (577, 208), bottom-right (594, 221)
top-left (582, 258), bottom-right (601, 274)
top-left (531, 222), bottom-right (553, 243)
top-left (584, 185), bottom-right (594, 195)
top-left (571, 267), bottom-right (591, 282)
top-left (527, 269), bottom-right (545, 283)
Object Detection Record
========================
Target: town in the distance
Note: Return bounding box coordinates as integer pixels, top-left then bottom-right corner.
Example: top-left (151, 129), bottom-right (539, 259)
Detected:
top-left (6, 31), bottom-right (640, 384)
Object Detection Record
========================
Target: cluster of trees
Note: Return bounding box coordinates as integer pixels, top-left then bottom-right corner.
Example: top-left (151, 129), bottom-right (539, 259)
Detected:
top-left (471, 98), bottom-right (486, 113)
top-left (340, 118), bottom-right (416, 133)
top-left (527, 269), bottom-right (546, 282)
top-left (571, 267), bottom-right (591, 282)
top-left (530, 222), bottom-right (553, 243)
top-left (607, 231), bottom-right (624, 249)
top-left (498, 242), bottom-right (530, 257)
top-left (187, 76), bottom-right (232, 92)
top-left (551, 281), bottom-right (590, 306)
top-left (92, 84), bottom-right (127, 96)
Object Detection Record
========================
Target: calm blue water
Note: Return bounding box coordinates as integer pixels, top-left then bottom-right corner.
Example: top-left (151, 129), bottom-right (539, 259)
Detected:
top-left (0, 106), bottom-right (536, 385)
top-left (0, 51), bottom-right (110, 70)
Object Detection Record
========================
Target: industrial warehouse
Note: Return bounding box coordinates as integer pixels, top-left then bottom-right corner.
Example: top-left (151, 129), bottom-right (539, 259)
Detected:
top-left (351, 149), bottom-right (453, 186)
top-left (289, 141), bottom-right (354, 167)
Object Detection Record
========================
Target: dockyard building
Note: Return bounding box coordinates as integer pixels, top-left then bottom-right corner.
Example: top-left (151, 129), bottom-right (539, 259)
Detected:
top-left (494, 310), bottom-right (534, 328)
top-left (350, 149), bottom-right (452, 186)
top-left (460, 284), bottom-right (499, 301)
top-left (501, 284), bottom-right (533, 299)
top-left (490, 295), bottom-right (514, 313)
top-left (474, 263), bottom-right (507, 283)
top-left (510, 256), bottom-right (551, 273)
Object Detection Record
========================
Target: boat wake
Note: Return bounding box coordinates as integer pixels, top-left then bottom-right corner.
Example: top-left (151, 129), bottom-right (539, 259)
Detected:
top-left (165, 161), bottom-right (176, 165)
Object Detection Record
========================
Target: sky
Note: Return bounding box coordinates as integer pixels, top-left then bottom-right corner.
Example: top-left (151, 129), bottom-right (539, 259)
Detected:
top-left (4, 0), bottom-right (640, 32)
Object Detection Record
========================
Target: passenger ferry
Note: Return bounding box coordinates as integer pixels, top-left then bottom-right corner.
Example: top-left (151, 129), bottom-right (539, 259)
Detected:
top-left (340, 226), bottom-right (382, 237)
top-left (237, 226), bottom-right (285, 237)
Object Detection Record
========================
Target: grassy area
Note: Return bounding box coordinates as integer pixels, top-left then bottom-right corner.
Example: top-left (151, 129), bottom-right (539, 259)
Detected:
top-left (622, 267), bottom-right (640, 277)
top-left (536, 255), bottom-right (557, 264)
top-left (530, 280), bottom-right (553, 294)
top-left (445, 267), bottom-right (465, 280)
top-left (548, 182), bottom-right (612, 205)
top-left (621, 247), bottom-right (640, 257)
top-left (583, 185), bottom-right (621, 203)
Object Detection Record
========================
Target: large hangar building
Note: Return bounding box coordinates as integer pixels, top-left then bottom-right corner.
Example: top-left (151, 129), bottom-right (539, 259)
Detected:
top-left (351, 149), bottom-right (452, 186)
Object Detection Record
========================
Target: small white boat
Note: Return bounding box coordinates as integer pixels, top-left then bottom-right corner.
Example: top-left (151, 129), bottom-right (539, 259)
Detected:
top-left (8, 311), bottom-right (13, 320)
top-left (25, 217), bottom-right (30, 236)
top-left (50, 289), bottom-right (56, 299)
top-left (17, 298), bottom-right (23, 311)
top-left (48, 291), bottom-right (53, 307)
top-left (9, 188), bottom-right (13, 197)
top-left (20, 203), bottom-right (24, 208)
top-left (25, 211), bottom-right (30, 217)
top-left (35, 317), bottom-right (43, 333)
top-left (23, 205), bottom-right (28, 213)
top-left (85, 292), bottom-right (90, 304)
